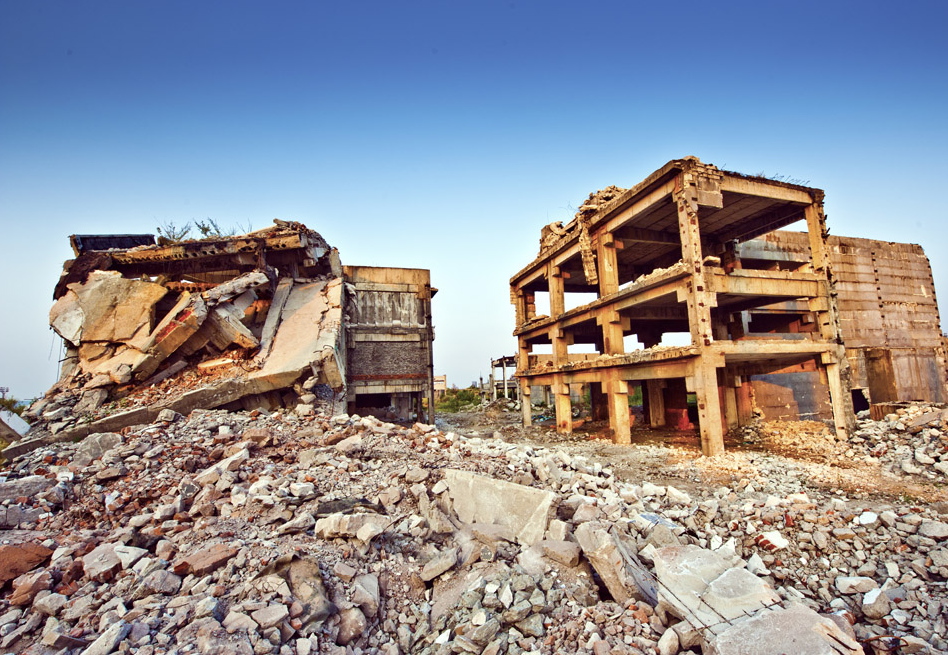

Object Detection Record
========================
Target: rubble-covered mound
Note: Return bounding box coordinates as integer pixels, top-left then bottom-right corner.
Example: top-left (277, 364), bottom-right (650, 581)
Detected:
top-left (1, 406), bottom-right (945, 654)
top-left (10, 220), bottom-right (348, 460)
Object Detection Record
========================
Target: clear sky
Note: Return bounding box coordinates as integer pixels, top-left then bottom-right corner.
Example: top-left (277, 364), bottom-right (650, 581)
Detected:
top-left (1, 1), bottom-right (947, 400)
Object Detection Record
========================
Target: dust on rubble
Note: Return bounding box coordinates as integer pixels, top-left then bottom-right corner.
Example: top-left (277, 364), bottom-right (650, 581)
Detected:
top-left (0, 401), bottom-right (946, 654)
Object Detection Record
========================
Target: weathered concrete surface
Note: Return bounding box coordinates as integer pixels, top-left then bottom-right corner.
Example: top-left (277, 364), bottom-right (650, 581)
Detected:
top-left (0, 476), bottom-right (55, 503)
top-left (71, 432), bottom-right (122, 468)
top-left (574, 521), bottom-right (655, 604)
top-left (705, 603), bottom-right (862, 655)
top-left (132, 292), bottom-right (208, 380)
top-left (253, 278), bottom-right (344, 389)
top-left (0, 410), bottom-right (29, 443)
top-left (653, 545), bottom-right (740, 629)
top-left (49, 271), bottom-right (167, 346)
top-left (443, 469), bottom-right (556, 546)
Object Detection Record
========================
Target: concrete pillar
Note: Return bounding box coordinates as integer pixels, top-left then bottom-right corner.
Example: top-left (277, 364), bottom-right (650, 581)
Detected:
top-left (549, 264), bottom-right (565, 318)
top-left (646, 380), bottom-right (666, 427)
top-left (826, 360), bottom-right (850, 441)
top-left (664, 379), bottom-right (693, 430)
top-left (502, 362), bottom-right (508, 399)
top-left (597, 232), bottom-right (620, 297)
top-left (590, 382), bottom-right (608, 421)
top-left (606, 377), bottom-right (631, 444)
top-left (692, 363), bottom-right (725, 457)
top-left (554, 379), bottom-right (572, 434)
top-left (520, 381), bottom-right (532, 427)
top-left (723, 373), bottom-right (740, 430)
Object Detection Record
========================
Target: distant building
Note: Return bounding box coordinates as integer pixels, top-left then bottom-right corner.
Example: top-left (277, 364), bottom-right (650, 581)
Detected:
top-left (433, 375), bottom-right (447, 398)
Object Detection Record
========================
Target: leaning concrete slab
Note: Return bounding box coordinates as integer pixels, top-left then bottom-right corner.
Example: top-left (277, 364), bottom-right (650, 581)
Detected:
top-left (574, 521), bottom-right (656, 605)
top-left (0, 410), bottom-right (29, 443)
top-left (443, 469), bottom-right (556, 546)
top-left (253, 278), bottom-right (344, 389)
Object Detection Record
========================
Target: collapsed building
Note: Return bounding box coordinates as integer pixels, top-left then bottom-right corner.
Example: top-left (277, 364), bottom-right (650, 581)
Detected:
top-left (6, 221), bottom-right (436, 458)
top-left (510, 157), bottom-right (947, 456)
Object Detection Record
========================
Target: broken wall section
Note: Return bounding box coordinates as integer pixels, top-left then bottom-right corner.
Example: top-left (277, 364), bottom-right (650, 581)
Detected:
top-left (343, 266), bottom-right (436, 422)
top-left (741, 231), bottom-right (948, 420)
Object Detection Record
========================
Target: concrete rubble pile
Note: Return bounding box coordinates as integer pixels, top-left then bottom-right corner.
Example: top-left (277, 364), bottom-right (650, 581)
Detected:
top-left (9, 221), bottom-right (348, 459)
top-left (851, 406), bottom-right (948, 481)
top-left (738, 405), bottom-right (948, 484)
top-left (1, 403), bottom-right (945, 655)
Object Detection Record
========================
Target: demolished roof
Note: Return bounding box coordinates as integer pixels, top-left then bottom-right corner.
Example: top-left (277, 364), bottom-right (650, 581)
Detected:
top-left (8, 221), bottom-right (347, 458)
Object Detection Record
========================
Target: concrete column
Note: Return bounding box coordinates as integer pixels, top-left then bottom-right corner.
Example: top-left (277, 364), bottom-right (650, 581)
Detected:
top-left (590, 382), bottom-right (608, 421)
top-left (606, 377), bottom-right (631, 444)
top-left (520, 381), bottom-right (532, 427)
top-left (549, 264), bottom-right (565, 318)
top-left (723, 373), bottom-right (740, 430)
top-left (826, 359), bottom-right (850, 441)
top-left (502, 363), bottom-right (508, 399)
top-left (692, 362), bottom-right (725, 457)
top-left (664, 379), bottom-right (693, 430)
top-left (647, 380), bottom-right (666, 427)
top-left (597, 232), bottom-right (620, 298)
top-left (554, 379), bottom-right (572, 434)
top-left (676, 171), bottom-right (724, 456)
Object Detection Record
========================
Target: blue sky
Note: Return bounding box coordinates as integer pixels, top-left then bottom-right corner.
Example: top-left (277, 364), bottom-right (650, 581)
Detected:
top-left (1, 1), bottom-right (947, 399)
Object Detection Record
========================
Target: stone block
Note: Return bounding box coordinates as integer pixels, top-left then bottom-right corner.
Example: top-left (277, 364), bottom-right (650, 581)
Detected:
top-left (444, 469), bottom-right (556, 546)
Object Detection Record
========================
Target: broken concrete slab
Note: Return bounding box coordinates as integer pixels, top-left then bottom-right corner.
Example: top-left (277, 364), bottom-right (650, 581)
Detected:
top-left (574, 521), bottom-right (656, 605)
top-left (71, 431), bottom-right (122, 468)
top-left (49, 270), bottom-right (167, 346)
top-left (443, 468), bottom-right (556, 546)
top-left (0, 410), bottom-right (29, 443)
top-left (0, 475), bottom-right (55, 503)
top-left (132, 292), bottom-right (209, 380)
top-left (253, 278), bottom-right (344, 389)
top-left (704, 603), bottom-right (862, 655)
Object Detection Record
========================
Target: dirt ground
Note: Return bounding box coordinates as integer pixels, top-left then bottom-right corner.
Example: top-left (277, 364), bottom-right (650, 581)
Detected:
top-left (436, 405), bottom-right (948, 506)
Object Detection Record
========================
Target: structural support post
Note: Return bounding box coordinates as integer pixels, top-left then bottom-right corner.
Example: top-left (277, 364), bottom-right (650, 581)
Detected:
top-left (606, 376), bottom-right (631, 444)
top-left (520, 381), bottom-right (532, 427)
top-left (692, 362), bottom-right (725, 457)
top-left (502, 362), bottom-right (508, 399)
top-left (554, 379), bottom-right (572, 434)
top-left (647, 380), bottom-right (666, 427)
top-left (597, 308), bottom-right (628, 443)
top-left (805, 200), bottom-right (855, 436)
top-left (590, 383), bottom-right (608, 421)
top-left (723, 379), bottom-right (740, 430)
top-left (826, 359), bottom-right (850, 441)
top-left (597, 232), bottom-right (620, 298)
top-left (549, 264), bottom-right (565, 318)
top-left (676, 169), bottom-right (724, 456)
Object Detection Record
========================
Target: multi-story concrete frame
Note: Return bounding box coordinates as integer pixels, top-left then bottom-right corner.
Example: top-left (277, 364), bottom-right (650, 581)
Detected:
top-left (510, 157), bottom-right (854, 456)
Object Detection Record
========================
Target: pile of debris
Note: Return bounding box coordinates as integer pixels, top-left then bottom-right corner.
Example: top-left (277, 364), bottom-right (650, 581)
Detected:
top-left (1, 403), bottom-right (945, 654)
top-left (852, 406), bottom-right (948, 480)
top-left (738, 406), bottom-right (948, 483)
top-left (10, 221), bottom-right (349, 459)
